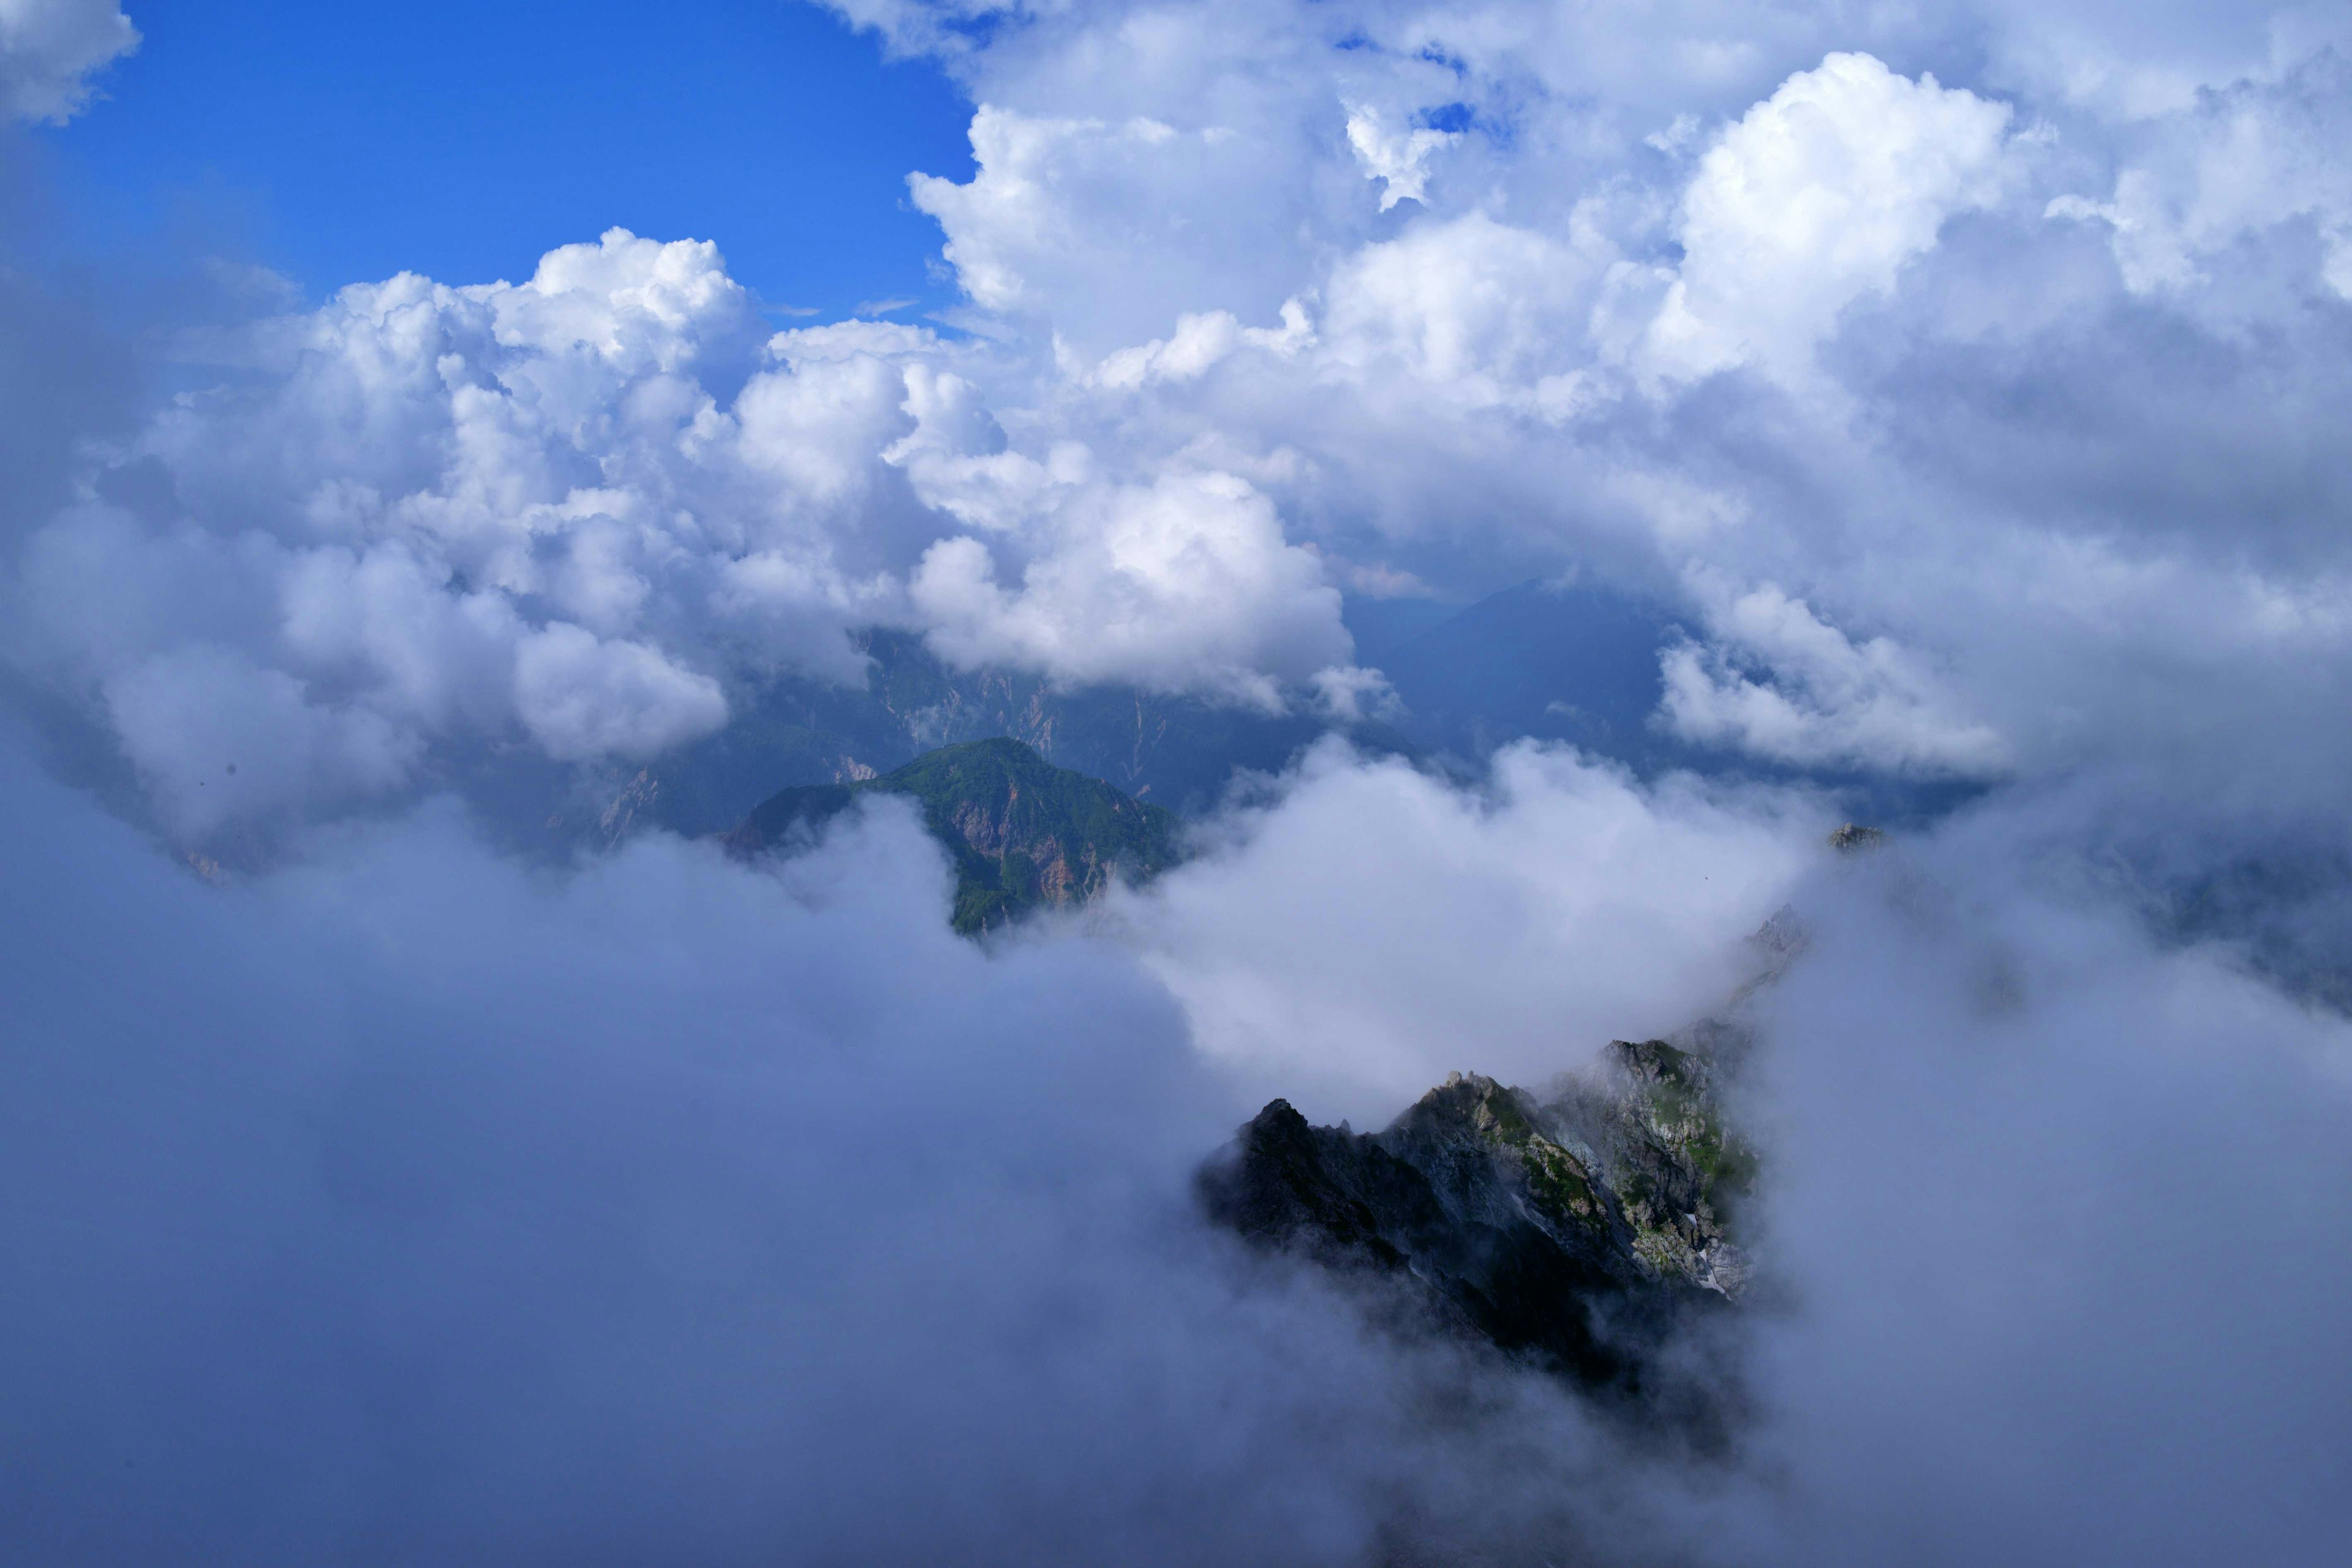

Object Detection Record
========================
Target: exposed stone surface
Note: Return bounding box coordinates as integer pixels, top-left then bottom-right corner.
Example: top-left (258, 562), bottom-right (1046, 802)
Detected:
top-left (1200, 1038), bottom-right (1757, 1400)
top-left (1828, 822), bottom-right (1888, 854)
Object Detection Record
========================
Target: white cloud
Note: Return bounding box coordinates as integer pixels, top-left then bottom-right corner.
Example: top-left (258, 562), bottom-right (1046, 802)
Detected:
top-left (2046, 51), bottom-right (2352, 300)
top-left (104, 644), bottom-right (421, 835)
top-left (1324, 213), bottom-right (1605, 410)
top-left (0, 232), bottom-right (908, 831)
top-left (511, 622), bottom-right (728, 762)
top-left (910, 469), bottom-right (1348, 705)
top-left (1734, 818), bottom-right (2352, 1562)
top-left (1117, 738), bottom-right (1819, 1121)
top-left (0, 0), bottom-right (135, 122)
top-left (0, 733), bottom-right (1685, 1563)
top-left (1645, 52), bottom-right (2019, 383)
top-left (1659, 579), bottom-right (2013, 777)
top-left (817, 0), bottom-right (1029, 61)
top-left (1343, 102), bottom-right (1458, 211)
top-left (1093, 301), bottom-right (1313, 390)
top-left (907, 102), bottom-right (1338, 352)
top-left (10, 0), bottom-right (2352, 846)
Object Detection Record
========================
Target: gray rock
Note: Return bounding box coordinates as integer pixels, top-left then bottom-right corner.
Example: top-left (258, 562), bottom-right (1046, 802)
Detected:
top-left (1199, 1037), bottom-right (1757, 1406)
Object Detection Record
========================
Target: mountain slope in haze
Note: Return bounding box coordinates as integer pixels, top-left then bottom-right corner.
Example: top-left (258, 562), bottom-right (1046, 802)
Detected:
top-left (584, 629), bottom-right (1417, 847)
top-left (1371, 580), bottom-right (1989, 826)
top-left (1371, 579), bottom-right (1681, 768)
top-left (726, 737), bottom-right (1183, 933)
top-left (1199, 1038), bottom-right (1754, 1413)
top-left (488, 587), bottom-right (1964, 863)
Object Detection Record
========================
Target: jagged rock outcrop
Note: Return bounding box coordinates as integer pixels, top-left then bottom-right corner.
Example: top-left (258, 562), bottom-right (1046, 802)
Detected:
top-left (1828, 822), bottom-right (1887, 854)
top-left (1200, 1039), bottom-right (1755, 1397)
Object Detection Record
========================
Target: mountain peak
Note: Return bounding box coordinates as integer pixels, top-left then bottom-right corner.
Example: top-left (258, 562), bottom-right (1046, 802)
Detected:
top-left (1201, 1035), bottom-right (1757, 1412)
top-left (729, 740), bottom-right (1183, 933)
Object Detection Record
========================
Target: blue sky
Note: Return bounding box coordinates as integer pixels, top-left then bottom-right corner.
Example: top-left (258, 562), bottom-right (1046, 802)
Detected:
top-left (36, 0), bottom-right (975, 313)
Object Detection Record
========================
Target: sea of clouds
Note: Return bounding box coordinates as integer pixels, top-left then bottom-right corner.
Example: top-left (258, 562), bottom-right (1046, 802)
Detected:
top-left (6, 0), bottom-right (2352, 1561)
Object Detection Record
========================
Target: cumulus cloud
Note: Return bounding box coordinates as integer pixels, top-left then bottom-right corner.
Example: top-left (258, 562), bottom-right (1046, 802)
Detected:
top-left (2047, 48), bottom-right (2352, 300)
top-left (908, 105), bottom-right (1332, 352)
top-left (3, 231), bottom-right (823, 829)
top-left (511, 622), bottom-right (728, 761)
top-left (911, 468), bottom-right (1350, 706)
top-left (1322, 212), bottom-right (1605, 414)
top-left (1092, 301), bottom-right (1314, 390)
top-left (0, 0), bottom-right (134, 122)
top-left (1644, 52), bottom-right (2019, 385)
top-left (1659, 579), bottom-right (2013, 777)
top-left (835, 11), bottom-right (2352, 815)
top-left (1115, 738), bottom-right (1820, 1121)
top-left (6, 230), bottom-right (1344, 839)
top-left (1343, 102), bottom-right (1457, 211)
top-left (16, 6), bottom-right (2352, 846)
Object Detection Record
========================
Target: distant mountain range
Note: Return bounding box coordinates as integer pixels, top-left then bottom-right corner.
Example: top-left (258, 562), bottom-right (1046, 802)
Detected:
top-left (571, 628), bottom-right (1412, 846)
top-left (570, 582), bottom-right (1675, 849)
top-left (1368, 581), bottom-right (1985, 822)
top-left (1367, 578), bottom-right (1683, 769)
top-left (536, 580), bottom-right (1971, 858)
top-left (726, 737), bottom-right (1182, 933)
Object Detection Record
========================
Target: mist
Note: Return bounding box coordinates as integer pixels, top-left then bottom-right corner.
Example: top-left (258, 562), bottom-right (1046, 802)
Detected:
top-left (1731, 813), bottom-right (2352, 1564)
top-left (13, 712), bottom-right (2352, 1562)
top-left (1, 733), bottom-right (1676, 1565)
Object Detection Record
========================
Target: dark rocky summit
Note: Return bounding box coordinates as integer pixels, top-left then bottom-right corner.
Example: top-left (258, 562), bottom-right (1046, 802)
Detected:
top-left (1828, 821), bottom-right (1887, 854)
top-left (726, 737), bottom-right (1183, 933)
top-left (1200, 1038), bottom-right (1755, 1403)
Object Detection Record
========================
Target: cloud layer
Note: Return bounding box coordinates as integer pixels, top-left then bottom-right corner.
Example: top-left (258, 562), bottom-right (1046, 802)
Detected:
top-left (1117, 738), bottom-right (1820, 1120)
top-left (0, 731), bottom-right (1711, 1566)
top-left (11, 706), bottom-right (2352, 1562)
top-left (0, 0), bottom-right (135, 122)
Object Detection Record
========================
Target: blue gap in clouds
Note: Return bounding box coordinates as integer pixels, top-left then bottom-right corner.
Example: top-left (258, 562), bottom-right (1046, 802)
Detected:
top-left (38, 0), bottom-right (978, 316)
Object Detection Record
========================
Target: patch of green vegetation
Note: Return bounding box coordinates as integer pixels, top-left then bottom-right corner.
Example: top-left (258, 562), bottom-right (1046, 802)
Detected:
top-left (1683, 1119), bottom-right (1754, 1187)
top-left (1445, 1076), bottom-right (1608, 1233)
top-left (1630, 1224), bottom-right (1697, 1277)
top-left (731, 737), bottom-right (1185, 935)
top-left (1521, 1138), bottom-right (1607, 1229)
top-left (1614, 1038), bottom-right (1698, 1091)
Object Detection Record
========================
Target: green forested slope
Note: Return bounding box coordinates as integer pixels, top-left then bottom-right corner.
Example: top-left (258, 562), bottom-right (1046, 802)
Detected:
top-left (728, 737), bottom-right (1182, 933)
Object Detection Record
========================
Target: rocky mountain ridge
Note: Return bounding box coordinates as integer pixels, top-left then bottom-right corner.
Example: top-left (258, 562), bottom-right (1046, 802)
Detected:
top-left (1201, 1034), bottom-right (1757, 1403)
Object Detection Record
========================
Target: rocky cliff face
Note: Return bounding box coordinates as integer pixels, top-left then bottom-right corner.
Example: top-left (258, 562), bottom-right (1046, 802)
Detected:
top-left (1199, 1037), bottom-right (1756, 1405)
top-left (726, 737), bottom-right (1183, 933)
